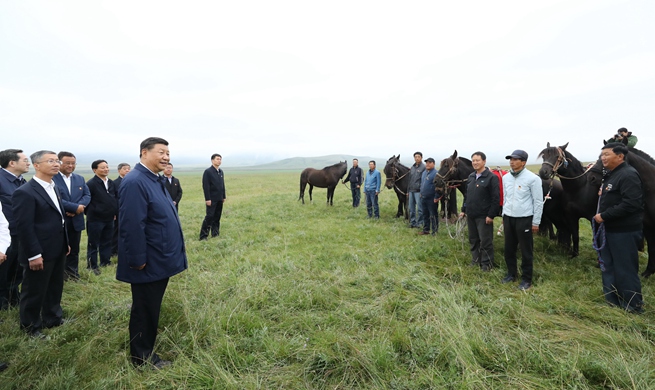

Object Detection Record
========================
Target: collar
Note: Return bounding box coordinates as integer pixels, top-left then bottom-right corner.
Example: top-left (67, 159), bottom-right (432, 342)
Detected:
top-left (33, 175), bottom-right (55, 189)
top-left (59, 172), bottom-right (72, 179)
top-left (1, 168), bottom-right (20, 180)
top-left (139, 162), bottom-right (161, 177)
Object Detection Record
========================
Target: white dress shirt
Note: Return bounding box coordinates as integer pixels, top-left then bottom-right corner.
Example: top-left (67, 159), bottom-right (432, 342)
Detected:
top-left (0, 203), bottom-right (10, 255)
top-left (59, 171), bottom-right (72, 194)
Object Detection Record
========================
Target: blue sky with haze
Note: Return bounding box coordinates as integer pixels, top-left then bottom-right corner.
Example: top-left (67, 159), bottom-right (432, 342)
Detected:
top-left (1, 0), bottom-right (653, 166)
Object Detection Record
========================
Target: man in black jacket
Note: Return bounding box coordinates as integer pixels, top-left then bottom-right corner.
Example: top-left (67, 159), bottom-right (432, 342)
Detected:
top-left (199, 154), bottom-right (226, 240)
top-left (342, 158), bottom-right (363, 207)
top-left (593, 143), bottom-right (644, 313)
top-left (460, 151), bottom-right (500, 271)
top-left (163, 163), bottom-right (183, 211)
top-left (111, 163), bottom-right (130, 257)
top-left (407, 152), bottom-right (425, 228)
top-left (86, 160), bottom-right (118, 274)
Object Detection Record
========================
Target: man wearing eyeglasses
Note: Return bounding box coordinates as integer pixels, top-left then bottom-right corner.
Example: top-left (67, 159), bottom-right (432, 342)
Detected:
top-left (12, 151), bottom-right (69, 338)
top-left (52, 152), bottom-right (90, 281)
top-left (0, 149), bottom-right (30, 311)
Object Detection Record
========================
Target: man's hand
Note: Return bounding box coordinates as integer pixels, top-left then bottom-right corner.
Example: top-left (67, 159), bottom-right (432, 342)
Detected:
top-left (485, 217), bottom-right (493, 225)
top-left (29, 257), bottom-right (44, 271)
top-left (75, 205), bottom-right (85, 214)
top-left (67, 246), bottom-right (71, 255)
top-left (222, 198), bottom-right (226, 202)
top-left (593, 213), bottom-right (604, 223)
top-left (134, 263), bottom-right (146, 270)
top-left (206, 200), bottom-right (212, 206)
top-left (531, 225), bottom-right (540, 233)
top-left (66, 212), bottom-right (76, 217)
top-left (0, 252), bottom-right (6, 265)
top-left (459, 212), bottom-right (465, 218)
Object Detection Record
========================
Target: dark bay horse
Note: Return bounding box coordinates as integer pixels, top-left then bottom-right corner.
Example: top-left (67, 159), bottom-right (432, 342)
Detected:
top-left (433, 151), bottom-right (469, 219)
top-left (583, 144), bottom-right (655, 277)
top-left (383, 155), bottom-right (409, 219)
top-left (299, 161), bottom-right (347, 205)
top-left (538, 142), bottom-right (605, 257)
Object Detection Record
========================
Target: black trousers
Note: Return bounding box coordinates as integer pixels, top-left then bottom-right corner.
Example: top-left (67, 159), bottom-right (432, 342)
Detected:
top-left (600, 230), bottom-right (643, 311)
top-left (467, 215), bottom-right (495, 267)
top-left (19, 249), bottom-right (66, 333)
top-left (0, 237), bottom-right (22, 309)
top-left (65, 224), bottom-right (82, 277)
top-left (421, 197), bottom-right (439, 234)
top-left (130, 278), bottom-right (169, 365)
top-left (87, 219), bottom-right (114, 268)
top-left (111, 214), bottom-right (119, 256)
top-left (350, 185), bottom-right (361, 207)
top-left (200, 201), bottom-right (223, 239)
top-left (503, 215), bottom-right (534, 282)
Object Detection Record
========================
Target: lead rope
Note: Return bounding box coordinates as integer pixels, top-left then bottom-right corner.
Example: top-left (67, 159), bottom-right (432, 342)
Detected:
top-left (592, 185), bottom-right (606, 272)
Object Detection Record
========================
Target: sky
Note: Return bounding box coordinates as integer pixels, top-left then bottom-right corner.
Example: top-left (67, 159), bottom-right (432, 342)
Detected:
top-left (1, 0), bottom-right (653, 166)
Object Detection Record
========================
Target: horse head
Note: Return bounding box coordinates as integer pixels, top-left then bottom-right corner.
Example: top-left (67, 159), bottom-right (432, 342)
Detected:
top-left (384, 155), bottom-right (400, 189)
top-left (538, 142), bottom-right (570, 180)
top-left (434, 151), bottom-right (459, 192)
top-left (339, 160), bottom-right (348, 179)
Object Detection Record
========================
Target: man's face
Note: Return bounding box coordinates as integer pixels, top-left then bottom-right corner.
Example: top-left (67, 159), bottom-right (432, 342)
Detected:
top-left (118, 165), bottom-right (131, 178)
top-left (212, 156), bottom-right (222, 168)
top-left (352, 159), bottom-right (358, 168)
top-left (33, 153), bottom-right (60, 178)
top-left (601, 148), bottom-right (623, 170)
top-left (425, 161), bottom-right (435, 170)
top-left (471, 155), bottom-right (485, 172)
top-left (142, 144), bottom-right (170, 173)
top-left (59, 156), bottom-right (77, 175)
top-left (10, 152), bottom-right (30, 175)
top-left (414, 154), bottom-right (422, 164)
top-left (509, 158), bottom-right (525, 172)
top-left (164, 165), bottom-right (173, 176)
top-left (368, 162), bottom-right (375, 170)
top-left (94, 162), bottom-right (110, 179)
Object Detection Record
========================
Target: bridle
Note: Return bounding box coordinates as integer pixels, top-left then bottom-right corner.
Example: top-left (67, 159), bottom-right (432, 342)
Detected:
top-left (434, 158), bottom-right (468, 190)
top-left (387, 160), bottom-right (409, 196)
top-left (542, 147), bottom-right (594, 180)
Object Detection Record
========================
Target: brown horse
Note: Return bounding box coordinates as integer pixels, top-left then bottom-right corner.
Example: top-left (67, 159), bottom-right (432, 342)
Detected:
top-left (383, 155), bottom-right (409, 219)
top-left (298, 161), bottom-right (347, 205)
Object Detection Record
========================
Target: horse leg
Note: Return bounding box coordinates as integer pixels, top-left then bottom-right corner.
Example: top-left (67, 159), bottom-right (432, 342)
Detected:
top-left (309, 184), bottom-right (313, 203)
top-left (570, 219), bottom-right (580, 258)
top-left (327, 186), bottom-right (333, 206)
top-left (641, 227), bottom-right (655, 278)
top-left (395, 193), bottom-right (403, 218)
top-left (299, 179), bottom-right (306, 204)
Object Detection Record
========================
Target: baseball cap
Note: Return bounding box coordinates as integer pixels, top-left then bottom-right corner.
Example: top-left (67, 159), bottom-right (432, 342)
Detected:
top-left (505, 150), bottom-right (528, 161)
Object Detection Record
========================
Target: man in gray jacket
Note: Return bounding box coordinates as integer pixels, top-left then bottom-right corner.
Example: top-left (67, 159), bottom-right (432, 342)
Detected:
top-left (501, 149), bottom-right (543, 291)
top-left (407, 152), bottom-right (425, 228)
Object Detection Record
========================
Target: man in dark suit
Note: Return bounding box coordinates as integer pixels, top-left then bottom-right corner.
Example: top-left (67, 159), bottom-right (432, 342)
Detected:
top-left (0, 149), bottom-right (30, 310)
top-left (111, 163), bottom-right (131, 257)
top-left (163, 163), bottom-right (183, 211)
top-left (117, 137), bottom-right (187, 369)
top-left (85, 160), bottom-right (118, 274)
top-left (52, 151), bottom-right (90, 281)
top-left (12, 150), bottom-right (69, 337)
top-left (199, 154), bottom-right (226, 240)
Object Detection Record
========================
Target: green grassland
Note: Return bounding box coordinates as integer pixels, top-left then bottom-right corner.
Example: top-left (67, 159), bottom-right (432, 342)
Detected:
top-left (1, 170), bottom-right (653, 389)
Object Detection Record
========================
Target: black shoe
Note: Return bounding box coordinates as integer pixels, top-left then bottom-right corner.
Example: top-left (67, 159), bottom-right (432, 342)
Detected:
top-left (29, 331), bottom-right (49, 340)
top-left (518, 281), bottom-right (532, 291)
top-left (469, 259), bottom-right (480, 267)
top-left (44, 318), bottom-right (74, 329)
top-left (626, 305), bottom-right (644, 314)
top-left (0, 362), bottom-right (8, 372)
top-left (151, 359), bottom-right (172, 370)
top-left (501, 275), bottom-right (516, 284)
top-left (91, 268), bottom-right (101, 276)
top-left (481, 264), bottom-right (492, 272)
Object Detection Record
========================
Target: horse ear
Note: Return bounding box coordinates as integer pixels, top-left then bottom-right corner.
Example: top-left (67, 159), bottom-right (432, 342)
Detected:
top-left (560, 142), bottom-right (569, 150)
top-left (547, 142), bottom-right (551, 148)
top-left (603, 140), bottom-right (608, 145)
top-left (453, 150), bottom-right (458, 159)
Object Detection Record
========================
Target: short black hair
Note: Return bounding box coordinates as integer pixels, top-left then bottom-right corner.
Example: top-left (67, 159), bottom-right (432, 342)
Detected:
top-left (353, 158), bottom-right (358, 162)
top-left (58, 151), bottom-right (75, 160)
top-left (369, 160), bottom-right (376, 166)
top-left (167, 163), bottom-right (173, 167)
top-left (91, 159), bottom-right (108, 170)
top-left (30, 150), bottom-right (57, 164)
top-left (618, 127), bottom-right (628, 133)
top-left (414, 151), bottom-right (423, 158)
top-left (602, 142), bottom-right (629, 157)
top-left (471, 151), bottom-right (486, 161)
top-left (117, 163), bottom-right (131, 171)
top-left (139, 137), bottom-right (168, 157)
top-left (211, 153), bottom-right (222, 160)
top-left (0, 149), bottom-right (23, 168)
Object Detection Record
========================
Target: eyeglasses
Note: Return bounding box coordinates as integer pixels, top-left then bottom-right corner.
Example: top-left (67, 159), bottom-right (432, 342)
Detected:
top-left (61, 162), bottom-right (77, 166)
top-left (38, 159), bottom-right (61, 165)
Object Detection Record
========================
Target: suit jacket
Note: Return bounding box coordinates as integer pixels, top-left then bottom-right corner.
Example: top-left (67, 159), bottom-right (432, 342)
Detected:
top-left (86, 176), bottom-right (118, 222)
top-left (114, 176), bottom-right (124, 192)
top-left (12, 179), bottom-right (68, 265)
top-left (116, 163), bottom-right (187, 284)
top-left (164, 175), bottom-right (183, 206)
top-left (0, 168), bottom-right (27, 233)
top-left (52, 172), bottom-right (91, 232)
top-left (202, 166), bottom-right (225, 202)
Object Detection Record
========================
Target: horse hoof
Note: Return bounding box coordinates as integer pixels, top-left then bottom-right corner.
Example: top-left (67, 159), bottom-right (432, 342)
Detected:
top-left (641, 270), bottom-right (654, 278)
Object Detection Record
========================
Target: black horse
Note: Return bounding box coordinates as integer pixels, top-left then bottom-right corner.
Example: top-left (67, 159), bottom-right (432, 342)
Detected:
top-left (298, 161), bottom-right (347, 205)
top-left (383, 155), bottom-right (409, 219)
top-left (433, 151), bottom-right (470, 219)
top-left (538, 142), bottom-right (604, 257)
top-left (615, 145), bottom-right (655, 277)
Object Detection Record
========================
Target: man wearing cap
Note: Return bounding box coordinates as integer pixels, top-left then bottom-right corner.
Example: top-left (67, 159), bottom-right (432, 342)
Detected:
top-left (364, 160), bottom-right (381, 219)
top-left (418, 157), bottom-right (441, 235)
top-left (501, 149), bottom-right (543, 290)
top-left (593, 143), bottom-right (643, 313)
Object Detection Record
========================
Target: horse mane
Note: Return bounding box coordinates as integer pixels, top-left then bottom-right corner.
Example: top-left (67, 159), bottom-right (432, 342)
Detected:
top-left (629, 147), bottom-right (655, 166)
top-left (322, 161), bottom-right (346, 170)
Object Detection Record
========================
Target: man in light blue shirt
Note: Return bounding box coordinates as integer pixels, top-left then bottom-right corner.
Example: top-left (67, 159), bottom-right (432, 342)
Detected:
top-left (501, 149), bottom-right (543, 291)
top-left (364, 160), bottom-right (381, 219)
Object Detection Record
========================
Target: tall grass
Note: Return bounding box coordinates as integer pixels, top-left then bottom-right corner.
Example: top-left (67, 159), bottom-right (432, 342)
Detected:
top-left (1, 171), bottom-right (653, 389)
